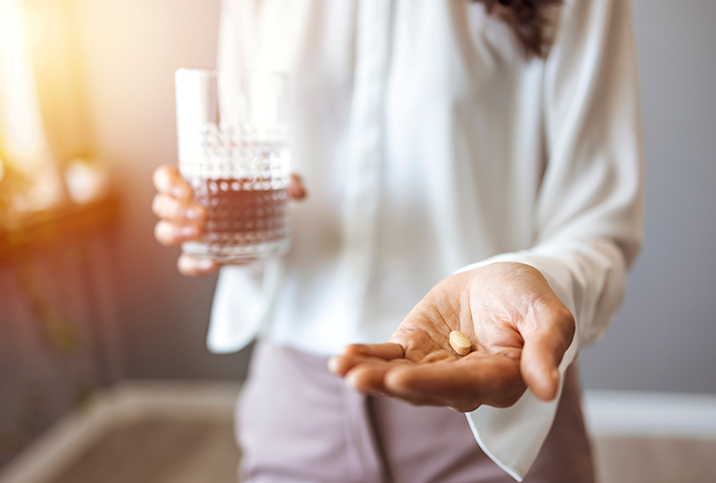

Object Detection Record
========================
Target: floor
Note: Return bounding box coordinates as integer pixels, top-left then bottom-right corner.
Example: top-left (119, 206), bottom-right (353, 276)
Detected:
top-left (48, 419), bottom-right (239, 483)
top-left (593, 436), bottom-right (716, 483)
top-left (44, 418), bottom-right (716, 483)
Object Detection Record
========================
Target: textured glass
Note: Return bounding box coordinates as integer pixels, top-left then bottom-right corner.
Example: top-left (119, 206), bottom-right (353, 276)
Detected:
top-left (175, 70), bottom-right (291, 261)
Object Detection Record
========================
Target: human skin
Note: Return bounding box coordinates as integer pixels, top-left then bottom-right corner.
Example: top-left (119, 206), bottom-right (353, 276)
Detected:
top-left (329, 262), bottom-right (576, 411)
top-left (152, 166), bottom-right (574, 410)
top-left (151, 164), bottom-right (307, 276)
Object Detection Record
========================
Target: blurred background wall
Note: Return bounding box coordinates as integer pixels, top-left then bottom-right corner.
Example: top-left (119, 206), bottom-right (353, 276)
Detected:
top-left (579, 0), bottom-right (716, 393)
top-left (73, 0), bottom-right (252, 381)
top-left (48, 0), bottom-right (716, 390)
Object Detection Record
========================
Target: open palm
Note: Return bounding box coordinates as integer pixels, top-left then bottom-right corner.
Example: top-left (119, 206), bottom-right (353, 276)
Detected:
top-left (329, 262), bottom-right (575, 412)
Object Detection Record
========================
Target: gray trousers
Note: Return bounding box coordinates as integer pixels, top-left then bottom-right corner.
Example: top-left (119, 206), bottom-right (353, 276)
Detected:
top-left (237, 341), bottom-right (595, 483)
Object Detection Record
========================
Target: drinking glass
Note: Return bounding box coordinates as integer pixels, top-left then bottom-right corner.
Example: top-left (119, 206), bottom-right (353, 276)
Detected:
top-left (175, 69), bottom-right (291, 262)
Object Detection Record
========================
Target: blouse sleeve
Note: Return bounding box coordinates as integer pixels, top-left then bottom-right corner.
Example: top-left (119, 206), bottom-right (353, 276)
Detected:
top-left (217, 0), bottom-right (246, 73)
top-left (456, 0), bottom-right (643, 479)
top-left (207, 0), bottom-right (279, 354)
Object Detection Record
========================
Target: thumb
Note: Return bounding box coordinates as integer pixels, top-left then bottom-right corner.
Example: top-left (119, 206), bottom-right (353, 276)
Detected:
top-left (520, 308), bottom-right (575, 401)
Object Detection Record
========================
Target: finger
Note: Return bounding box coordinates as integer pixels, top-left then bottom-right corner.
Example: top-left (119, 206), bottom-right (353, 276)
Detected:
top-left (344, 359), bottom-right (412, 394)
top-left (329, 348), bottom-right (404, 379)
top-left (177, 254), bottom-right (218, 276)
top-left (343, 360), bottom-right (449, 406)
top-left (288, 173), bottom-right (307, 200)
top-left (345, 360), bottom-right (465, 408)
top-left (384, 353), bottom-right (524, 410)
top-left (520, 308), bottom-right (575, 401)
top-left (387, 392), bottom-right (452, 408)
top-left (152, 194), bottom-right (206, 223)
top-left (329, 343), bottom-right (405, 376)
top-left (328, 354), bottom-right (372, 377)
top-left (154, 221), bottom-right (201, 246)
top-left (153, 165), bottom-right (193, 200)
top-left (344, 343), bottom-right (405, 360)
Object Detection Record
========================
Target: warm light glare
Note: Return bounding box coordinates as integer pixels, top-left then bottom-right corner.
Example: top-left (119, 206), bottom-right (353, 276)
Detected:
top-left (0, 0), bottom-right (46, 154)
top-left (25, 0), bottom-right (93, 162)
top-left (0, 0), bottom-right (65, 211)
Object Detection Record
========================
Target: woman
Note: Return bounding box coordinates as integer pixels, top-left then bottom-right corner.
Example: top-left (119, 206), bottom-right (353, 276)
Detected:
top-left (153, 0), bottom-right (642, 481)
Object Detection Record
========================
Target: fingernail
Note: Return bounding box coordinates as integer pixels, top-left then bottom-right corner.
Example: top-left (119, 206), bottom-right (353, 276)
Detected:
top-left (173, 186), bottom-right (189, 199)
top-left (185, 207), bottom-right (203, 221)
top-left (180, 225), bottom-right (198, 238)
top-left (345, 372), bottom-right (359, 389)
top-left (195, 258), bottom-right (214, 270)
top-left (328, 357), bottom-right (340, 375)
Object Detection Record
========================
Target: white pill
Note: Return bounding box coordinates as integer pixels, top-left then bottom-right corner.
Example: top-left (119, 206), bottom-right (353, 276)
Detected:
top-left (449, 330), bottom-right (472, 356)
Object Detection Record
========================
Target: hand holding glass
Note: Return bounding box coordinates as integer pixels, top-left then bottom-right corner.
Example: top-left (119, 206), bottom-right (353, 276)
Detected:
top-left (174, 69), bottom-right (291, 263)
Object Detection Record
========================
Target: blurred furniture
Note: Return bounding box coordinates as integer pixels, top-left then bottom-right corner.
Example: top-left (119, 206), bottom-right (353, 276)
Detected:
top-left (0, 197), bottom-right (122, 470)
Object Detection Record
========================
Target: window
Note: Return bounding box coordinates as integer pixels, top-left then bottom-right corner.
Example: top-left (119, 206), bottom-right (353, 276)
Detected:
top-left (0, 0), bottom-right (109, 226)
top-left (0, 0), bottom-right (65, 218)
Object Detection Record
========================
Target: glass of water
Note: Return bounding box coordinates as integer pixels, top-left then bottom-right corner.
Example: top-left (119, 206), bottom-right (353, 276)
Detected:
top-left (175, 69), bottom-right (291, 262)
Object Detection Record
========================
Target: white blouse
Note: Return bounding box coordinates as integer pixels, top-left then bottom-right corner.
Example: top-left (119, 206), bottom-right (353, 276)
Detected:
top-left (207, 0), bottom-right (643, 479)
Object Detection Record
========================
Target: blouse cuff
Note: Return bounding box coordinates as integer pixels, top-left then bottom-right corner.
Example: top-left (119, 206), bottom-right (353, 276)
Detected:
top-left (455, 254), bottom-right (580, 480)
top-left (207, 258), bottom-right (282, 353)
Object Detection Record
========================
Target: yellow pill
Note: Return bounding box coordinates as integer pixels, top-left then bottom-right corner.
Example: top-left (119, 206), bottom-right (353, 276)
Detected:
top-left (449, 330), bottom-right (471, 356)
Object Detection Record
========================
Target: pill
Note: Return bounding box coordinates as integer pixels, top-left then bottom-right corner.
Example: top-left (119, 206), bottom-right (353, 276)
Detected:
top-left (449, 330), bottom-right (472, 356)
